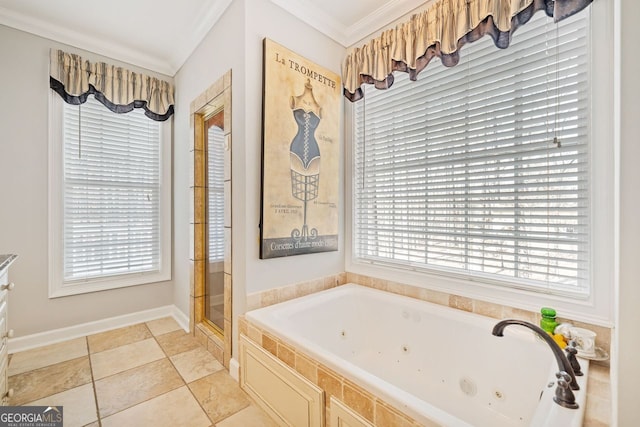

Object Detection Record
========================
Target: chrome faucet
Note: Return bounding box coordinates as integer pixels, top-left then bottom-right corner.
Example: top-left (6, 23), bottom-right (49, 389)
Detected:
top-left (492, 319), bottom-right (580, 409)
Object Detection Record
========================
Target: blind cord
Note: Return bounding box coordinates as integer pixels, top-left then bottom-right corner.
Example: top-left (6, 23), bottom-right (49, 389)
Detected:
top-left (78, 103), bottom-right (82, 159)
top-left (554, 23), bottom-right (561, 148)
top-left (362, 91), bottom-right (366, 192)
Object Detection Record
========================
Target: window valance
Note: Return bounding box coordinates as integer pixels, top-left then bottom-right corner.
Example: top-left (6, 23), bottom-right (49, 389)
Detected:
top-left (49, 49), bottom-right (175, 121)
top-left (342, 0), bottom-right (593, 102)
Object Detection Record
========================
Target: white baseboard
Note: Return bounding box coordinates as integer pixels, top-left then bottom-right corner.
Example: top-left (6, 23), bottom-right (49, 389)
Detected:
top-left (229, 357), bottom-right (240, 381)
top-left (8, 304), bottom-right (189, 354)
top-left (171, 305), bottom-right (190, 332)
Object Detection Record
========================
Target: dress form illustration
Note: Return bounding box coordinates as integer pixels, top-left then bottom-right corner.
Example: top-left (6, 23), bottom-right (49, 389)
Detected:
top-left (289, 79), bottom-right (322, 241)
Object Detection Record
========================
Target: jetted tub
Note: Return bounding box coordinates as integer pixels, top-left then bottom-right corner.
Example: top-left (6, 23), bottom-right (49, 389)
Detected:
top-left (246, 284), bottom-right (589, 427)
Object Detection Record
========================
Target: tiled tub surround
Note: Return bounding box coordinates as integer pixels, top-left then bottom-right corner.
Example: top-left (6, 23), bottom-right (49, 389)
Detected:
top-left (243, 285), bottom-right (595, 427)
top-left (246, 272), bottom-right (347, 311)
top-left (245, 273), bottom-right (611, 426)
top-left (240, 317), bottom-right (423, 426)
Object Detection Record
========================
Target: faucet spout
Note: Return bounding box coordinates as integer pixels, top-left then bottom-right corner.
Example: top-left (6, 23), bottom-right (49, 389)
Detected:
top-left (492, 319), bottom-right (579, 391)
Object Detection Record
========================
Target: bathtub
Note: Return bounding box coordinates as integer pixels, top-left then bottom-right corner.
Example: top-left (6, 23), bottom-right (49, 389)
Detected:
top-left (245, 284), bottom-right (589, 427)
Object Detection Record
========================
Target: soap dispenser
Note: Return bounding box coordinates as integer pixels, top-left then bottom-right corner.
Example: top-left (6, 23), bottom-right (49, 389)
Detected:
top-left (540, 307), bottom-right (558, 335)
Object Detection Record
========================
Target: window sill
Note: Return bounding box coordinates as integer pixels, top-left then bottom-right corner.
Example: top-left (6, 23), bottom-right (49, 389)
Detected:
top-left (49, 271), bottom-right (171, 298)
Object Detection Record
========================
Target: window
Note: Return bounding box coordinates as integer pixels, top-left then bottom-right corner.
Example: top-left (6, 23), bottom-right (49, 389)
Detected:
top-left (49, 95), bottom-right (171, 297)
top-left (352, 11), bottom-right (591, 298)
top-left (207, 124), bottom-right (225, 262)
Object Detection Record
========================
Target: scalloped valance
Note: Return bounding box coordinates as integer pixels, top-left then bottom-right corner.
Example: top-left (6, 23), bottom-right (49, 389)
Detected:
top-left (49, 49), bottom-right (174, 121)
top-left (342, 0), bottom-right (593, 102)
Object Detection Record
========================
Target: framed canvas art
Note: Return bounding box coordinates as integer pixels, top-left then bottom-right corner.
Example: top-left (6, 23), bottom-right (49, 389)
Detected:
top-left (260, 39), bottom-right (341, 259)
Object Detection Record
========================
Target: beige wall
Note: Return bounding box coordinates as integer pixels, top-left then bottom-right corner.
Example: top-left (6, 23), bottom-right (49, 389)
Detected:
top-left (0, 0), bottom-right (345, 348)
top-left (242, 0), bottom-right (346, 294)
top-left (174, 0), bottom-right (346, 360)
top-left (614, 0), bottom-right (640, 424)
top-left (0, 24), bottom-right (175, 336)
top-left (172, 0), bottom-right (247, 324)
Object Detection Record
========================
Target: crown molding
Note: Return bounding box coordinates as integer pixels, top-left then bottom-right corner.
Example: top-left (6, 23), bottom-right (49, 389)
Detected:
top-left (344, 0), bottom-right (429, 46)
top-left (269, 0), bottom-right (429, 48)
top-left (0, 0), bottom-right (232, 76)
top-left (1, 0), bottom-right (423, 73)
top-left (168, 0), bottom-right (233, 74)
top-left (0, 6), bottom-right (173, 75)
top-left (268, 0), bottom-right (349, 46)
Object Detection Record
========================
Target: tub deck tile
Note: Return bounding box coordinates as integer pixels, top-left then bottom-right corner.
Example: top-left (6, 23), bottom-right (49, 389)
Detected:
top-left (261, 333), bottom-right (278, 356)
top-left (295, 353), bottom-right (318, 383)
top-left (375, 399), bottom-right (433, 427)
top-left (277, 342), bottom-right (295, 368)
top-left (343, 381), bottom-right (374, 422)
top-left (317, 366), bottom-right (343, 408)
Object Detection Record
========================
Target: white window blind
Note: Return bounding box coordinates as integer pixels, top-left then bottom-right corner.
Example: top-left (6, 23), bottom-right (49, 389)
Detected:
top-left (208, 125), bottom-right (225, 262)
top-left (353, 11), bottom-right (590, 296)
top-left (62, 96), bottom-right (162, 282)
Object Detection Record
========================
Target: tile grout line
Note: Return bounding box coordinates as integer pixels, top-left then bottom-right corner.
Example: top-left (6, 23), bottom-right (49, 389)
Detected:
top-left (98, 323), bottom-right (187, 422)
top-left (11, 319), bottom-right (239, 426)
top-left (158, 324), bottom-right (216, 426)
top-left (85, 336), bottom-right (102, 427)
top-left (179, 325), bottom-right (264, 425)
top-left (89, 336), bottom-right (166, 382)
top-left (9, 356), bottom-right (92, 407)
top-left (183, 371), bottom-right (216, 426)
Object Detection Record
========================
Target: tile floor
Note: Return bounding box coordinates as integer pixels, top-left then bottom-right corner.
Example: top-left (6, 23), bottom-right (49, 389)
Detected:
top-left (7, 317), bottom-right (278, 427)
